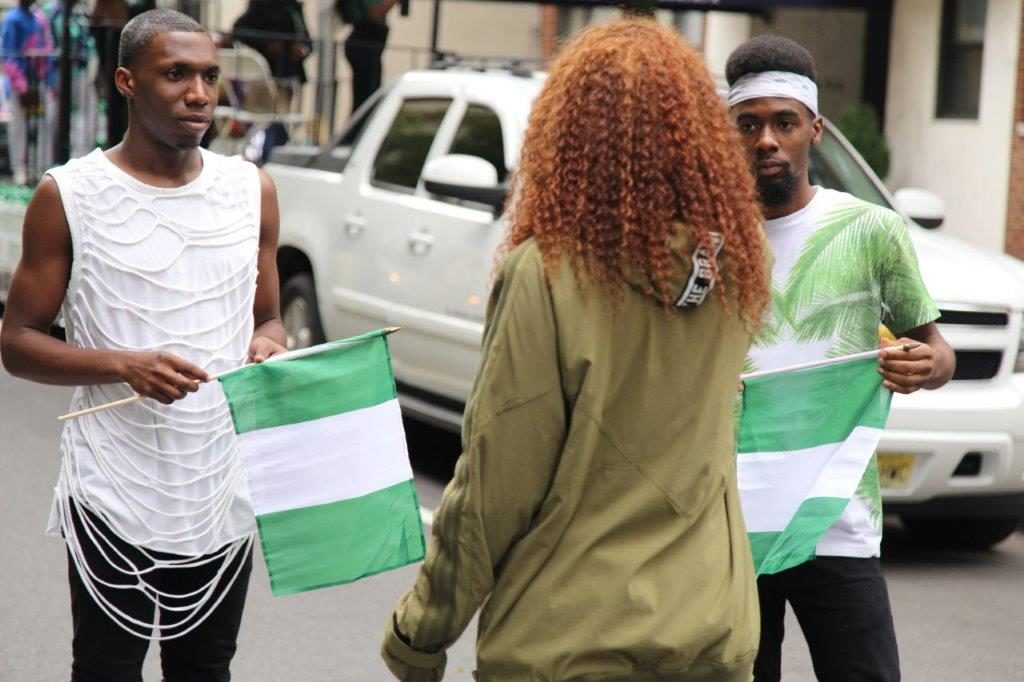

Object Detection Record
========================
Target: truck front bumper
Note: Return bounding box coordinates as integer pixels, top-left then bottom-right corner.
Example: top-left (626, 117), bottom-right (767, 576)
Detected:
top-left (880, 375), bottom-right (1024, 517)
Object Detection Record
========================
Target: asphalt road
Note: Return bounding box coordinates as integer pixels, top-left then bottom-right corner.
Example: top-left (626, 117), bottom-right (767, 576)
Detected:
top-left (2, 369), bottom-right (1024, 680)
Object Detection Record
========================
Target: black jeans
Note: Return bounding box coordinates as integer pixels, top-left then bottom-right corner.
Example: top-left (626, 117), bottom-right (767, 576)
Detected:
top-left (66, 503), bottom-right (253, 682)
top-left (344, 20), bottom-right (389, 113)
top-left (754, 557), bottom-right (900, 682)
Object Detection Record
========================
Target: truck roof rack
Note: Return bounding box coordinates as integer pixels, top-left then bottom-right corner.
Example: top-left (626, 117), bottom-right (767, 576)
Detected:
top-left (428, 52), bottom-right (540, 78)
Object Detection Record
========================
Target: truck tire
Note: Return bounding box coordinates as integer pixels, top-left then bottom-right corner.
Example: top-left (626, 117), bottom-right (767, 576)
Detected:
top-left (900, 516), bottom-right (1019, 550)
top-left (280, 272), bottom-right (325, 350)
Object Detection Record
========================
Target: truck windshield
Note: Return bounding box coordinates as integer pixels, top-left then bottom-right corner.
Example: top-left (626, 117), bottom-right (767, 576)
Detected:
top-left (808, 128), bottom-right (893, 210)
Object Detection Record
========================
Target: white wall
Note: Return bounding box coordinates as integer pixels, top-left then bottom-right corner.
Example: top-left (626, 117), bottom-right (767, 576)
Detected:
top-left (885, 0), bottom-right (1021, 251)
top-left (703, 11), bottom-right (751, 78)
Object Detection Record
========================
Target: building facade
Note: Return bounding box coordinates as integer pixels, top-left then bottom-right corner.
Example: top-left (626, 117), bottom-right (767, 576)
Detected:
top-left (885, 0), bottom-right (1021, 254)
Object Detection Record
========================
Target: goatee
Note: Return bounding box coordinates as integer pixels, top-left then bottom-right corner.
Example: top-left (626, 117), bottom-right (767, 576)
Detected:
top-left (756, 170), bottom-right (799, 208)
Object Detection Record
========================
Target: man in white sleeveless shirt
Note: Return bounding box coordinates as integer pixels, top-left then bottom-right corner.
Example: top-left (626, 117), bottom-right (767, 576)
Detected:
top-left (0, 10), bottom-right (287, 681)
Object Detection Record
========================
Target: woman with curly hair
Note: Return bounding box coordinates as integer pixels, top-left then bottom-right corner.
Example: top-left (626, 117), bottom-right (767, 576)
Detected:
top-left (382, 19), bottom-right (770, 681)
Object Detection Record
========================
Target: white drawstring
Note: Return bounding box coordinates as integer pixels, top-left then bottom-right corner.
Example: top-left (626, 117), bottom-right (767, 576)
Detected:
top-left (62, 497), bottom-right (252, 641)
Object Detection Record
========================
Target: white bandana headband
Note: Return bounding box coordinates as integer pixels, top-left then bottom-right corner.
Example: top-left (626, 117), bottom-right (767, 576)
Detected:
top-left (726, 71), bottom-right (819, 119)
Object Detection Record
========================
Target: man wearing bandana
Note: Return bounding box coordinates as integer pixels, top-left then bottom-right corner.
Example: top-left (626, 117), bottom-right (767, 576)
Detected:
top-left (726, 35), bottom-right (955, 681)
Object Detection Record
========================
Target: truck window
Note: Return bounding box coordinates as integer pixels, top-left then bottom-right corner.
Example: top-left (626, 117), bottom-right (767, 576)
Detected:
top-left (808, 129), bottom-right (892, 210)
top-left (310, 92), bottom-right (384, 173)
top-left (373, 99), bottom-right (452, 192)
top-left (448, 104), bottom-right (507, 183)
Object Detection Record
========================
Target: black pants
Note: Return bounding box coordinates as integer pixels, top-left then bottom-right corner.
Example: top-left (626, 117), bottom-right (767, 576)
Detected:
top-left (344, 21), bottom-right (389, 114)
top-left (67, 503), bottom-right (253, 682)
top-left (754, 557), bottom-right (900, 682)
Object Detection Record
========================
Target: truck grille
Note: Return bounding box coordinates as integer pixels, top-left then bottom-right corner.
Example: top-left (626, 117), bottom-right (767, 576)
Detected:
top-left (935, 308), bottom-right (1010, 380)
top-left (937, 309), bottom-right (1009, 326)
top-left (952, 351), bottom-right (1003, 380)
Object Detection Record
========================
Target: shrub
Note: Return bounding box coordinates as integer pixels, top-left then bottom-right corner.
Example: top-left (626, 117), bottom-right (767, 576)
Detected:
top-left (836, 103), bottom-right (890, 180)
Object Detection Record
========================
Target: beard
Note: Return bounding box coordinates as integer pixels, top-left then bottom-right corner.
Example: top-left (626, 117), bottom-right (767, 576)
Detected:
top-left (755, 167), bottom-right (799, 208)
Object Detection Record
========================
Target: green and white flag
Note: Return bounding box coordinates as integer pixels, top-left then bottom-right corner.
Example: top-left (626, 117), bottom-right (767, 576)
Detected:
top-left (737, 354), bottom-right (892, 576)
top-left (219, 329), bottom-right (425, 596)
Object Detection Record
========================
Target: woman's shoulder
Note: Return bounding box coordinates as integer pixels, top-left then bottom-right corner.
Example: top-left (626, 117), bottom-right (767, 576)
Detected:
top-left (503, 237), bottom-right (540, 264)
top-left (499, 238), bottom-right (547, 282)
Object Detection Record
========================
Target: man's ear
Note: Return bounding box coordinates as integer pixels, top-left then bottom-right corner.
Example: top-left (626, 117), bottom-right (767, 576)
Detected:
top-left (114, 66), bottom-right (134, 98)
top-left (810, 116), bottom-right (824, 146)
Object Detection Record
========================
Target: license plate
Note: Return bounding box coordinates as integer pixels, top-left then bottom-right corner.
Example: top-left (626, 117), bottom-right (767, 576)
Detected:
top-left (878, 453), bottom-right (915, 489)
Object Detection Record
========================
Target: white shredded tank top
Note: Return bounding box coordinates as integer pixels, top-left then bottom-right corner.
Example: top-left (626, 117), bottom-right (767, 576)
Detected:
top-left (47, 148), bottom-right (261, 557)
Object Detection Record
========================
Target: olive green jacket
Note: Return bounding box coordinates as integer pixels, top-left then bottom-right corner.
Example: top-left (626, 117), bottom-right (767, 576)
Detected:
top-left (382, 238), bottom-right (762, 681)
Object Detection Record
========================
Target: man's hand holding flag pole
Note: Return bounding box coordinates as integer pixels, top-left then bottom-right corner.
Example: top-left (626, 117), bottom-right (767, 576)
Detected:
top-left (58, 327), bottom-right (424, 597)
top-left (57, 327), bottom-right (402, 421)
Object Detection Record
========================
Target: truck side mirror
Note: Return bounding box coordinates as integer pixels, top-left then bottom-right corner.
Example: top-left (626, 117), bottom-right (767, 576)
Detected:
top-left (893, 188), bottom-right (945, 229)
top-left (422, 154), bottom-right (506, 211)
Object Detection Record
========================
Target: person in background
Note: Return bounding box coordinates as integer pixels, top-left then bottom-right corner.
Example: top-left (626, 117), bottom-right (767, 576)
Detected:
top-left (231, 0), bottom-right (312, 94)
top-left (382, 18), bottom-right (771, 681)
top-left (3, 0), bottom-right (55, 185)
top-left (44, 0), bottom-right (97, 158)
top-left (231, 0), bottom-right (312, 161)
top-left (336, 0), bottom-right (398, 113)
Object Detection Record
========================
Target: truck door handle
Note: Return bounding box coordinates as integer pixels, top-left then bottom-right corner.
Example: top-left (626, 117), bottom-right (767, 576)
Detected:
top-left (407, 231), bottom-right (434, 256)
top-left (343, 214), bottom-right (366, 237)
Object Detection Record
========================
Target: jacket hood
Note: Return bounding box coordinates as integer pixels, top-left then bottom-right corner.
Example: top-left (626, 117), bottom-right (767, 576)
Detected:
top-left (622, 226), bottom-right (724, 309)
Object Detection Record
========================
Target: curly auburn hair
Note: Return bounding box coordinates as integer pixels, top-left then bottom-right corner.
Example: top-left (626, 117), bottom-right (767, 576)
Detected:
top-left (502, 19), bottom-right (769, 324)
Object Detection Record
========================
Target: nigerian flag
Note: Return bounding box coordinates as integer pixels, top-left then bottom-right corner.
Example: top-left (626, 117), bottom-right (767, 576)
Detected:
top-left (737, 354), bottom-right (892, 576)
top-left (219, 329), bottom-right (425, 596)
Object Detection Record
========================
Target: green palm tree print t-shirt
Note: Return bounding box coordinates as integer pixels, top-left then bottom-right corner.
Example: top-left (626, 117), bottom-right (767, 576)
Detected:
top-left (747, 187), bottom-right (939, 558)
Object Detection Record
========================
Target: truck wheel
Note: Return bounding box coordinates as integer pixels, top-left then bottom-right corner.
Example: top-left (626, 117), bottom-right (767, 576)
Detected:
top-left (900, 516), bottom-right (1019, 550)
top-left (280, 272), bottom-right (325, 350)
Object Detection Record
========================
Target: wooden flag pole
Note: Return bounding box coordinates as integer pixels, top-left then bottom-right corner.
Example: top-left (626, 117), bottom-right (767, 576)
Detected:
top-left (58, 394), bottom-right (145, 422)
top-left (57, 328), bottom-right (403, 422)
